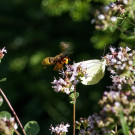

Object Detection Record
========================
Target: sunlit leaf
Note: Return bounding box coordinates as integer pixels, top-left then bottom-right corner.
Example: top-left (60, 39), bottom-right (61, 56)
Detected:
top-left (0, 111), bottom-right (11, 120)
top-left (70, 101), bottom-right (75, 104)
top-left (119, 111), bottom-right (129, 135)
top-left (76, 92), bottom-right (79, 98)
top-left (0, 78), bottom-right (6, 83)
top-left (69, 93), bottom-right (75, 100)
top-left (0, 96), bottom-right (3, 106)
top-left (24, 121), bottom-right (40, 135)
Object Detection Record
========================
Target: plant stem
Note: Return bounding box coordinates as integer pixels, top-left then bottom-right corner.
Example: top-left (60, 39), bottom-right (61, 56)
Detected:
top-left (73, 103), bottom-right (75, 135)
top-left (14, 129), bottom-right (21, 135)
top-left (0, 89), bottom-right (26, 135)
top-left (115, 124), bottom-right (117, 133)
top-left (73, 88), bottom-right (76, 135)
top-left (110, 130), bottom-right (116, 135)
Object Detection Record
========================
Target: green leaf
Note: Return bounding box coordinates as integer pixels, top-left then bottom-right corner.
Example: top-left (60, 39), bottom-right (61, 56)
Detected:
top-left (123, 27), bottom-right (135, 37)
top-left (0, 78), bottom-right (6, 83)
top-left (119, 111), bottom-right (129, 135)
top-left (70, 88), bottom-right (74, 92)
top-left (69, 93), bottom-right (75, 100)
top-left (76, 92), bottom-right (79, 98)
top-left (24, 121), bottom-right (40, 135)
top-left (70, 92), bottom-right (79, 100)
top-left (75, 121), bottom-right (81, 130)
top-left (0, 111), bottom-right (11, 120)
top-left (70, 101), bottom-right (75, 104)
top-left (0, 96), bottom-right (3, 106)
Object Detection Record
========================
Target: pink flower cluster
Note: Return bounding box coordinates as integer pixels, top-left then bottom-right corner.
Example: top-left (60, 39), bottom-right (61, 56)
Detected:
top-left (1, 117), bottom-right (18, 130)
top-left (91, 0), bottom-right (130, 30)
top-left (105, 46), bottom-right (135, 91)
top-left (76, 46), bottom-right (135, 134)
top-left (51, 64), bottom-right (86, 94)
top-left (76, 114), bottom-right (110, 135)
top-left (50, 123), bottom-right (70, 134)
top-left (99, 91), bottom-right (135, 131)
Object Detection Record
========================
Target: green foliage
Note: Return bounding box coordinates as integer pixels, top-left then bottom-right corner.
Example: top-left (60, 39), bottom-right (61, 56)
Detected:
top-left (24, 121), bottom-right (40, 135)
top-left (0, 111), bottom-right (11, 120)
top-left (75, 92), bottom-right (79, 98)
top-left (120, 111), bottom-right (129, 135)
top-left (0, 96), bottom-right (3, 107)
top-left (42, 0), bottom-right (70, 15)
top-left (70, 92), bottom-right (79, 99)
top-left (42, 0), bottom-right (91, 21)
top-left (69, 92), bottom-right (79, 104)
top-left (69, 0), bottom-right (91, 21)
top-left (0, 0), bottom-right (135, 134)
top-left (123, 27), bottom-right (135, 37)
top-left (0, 78), bottom-right (6, 83)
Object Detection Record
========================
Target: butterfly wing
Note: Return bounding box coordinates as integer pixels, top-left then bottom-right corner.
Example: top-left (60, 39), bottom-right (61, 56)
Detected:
top-left (80, 59), bottom-right (106, 85)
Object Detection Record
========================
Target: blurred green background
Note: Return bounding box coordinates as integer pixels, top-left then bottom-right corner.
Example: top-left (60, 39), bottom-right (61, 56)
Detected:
top-left (0, 0), bottom-right (134, 134)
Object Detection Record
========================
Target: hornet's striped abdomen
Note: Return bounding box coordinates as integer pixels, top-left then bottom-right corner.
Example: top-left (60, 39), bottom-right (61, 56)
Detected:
top-left (41, 57), bottom-right (55, 66)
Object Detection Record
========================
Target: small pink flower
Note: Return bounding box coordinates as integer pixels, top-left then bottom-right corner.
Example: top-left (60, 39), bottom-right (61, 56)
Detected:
top-left (1, 47), bottom-right (7, 53)
top-left (125, 46), bottom-right (131, 52)
top-left (109, 47), bottom-right (116, 54)
top-left (52, 63), bottom-right (86, 94)
top-left (0, 47), bottom-right (7, 59)
top-left (50, 123), bottom-right (70, 134)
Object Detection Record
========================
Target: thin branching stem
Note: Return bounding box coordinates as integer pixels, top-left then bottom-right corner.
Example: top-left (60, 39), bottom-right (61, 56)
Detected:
top-left (111, 130), bottom-right (116, 135)
top-left (73, 88), bottom-right (76, 135)
top-left (14, 129), bottom-right (21, 135)
top-left (115, 124), bottom-right (117, 133)
top-left (0, 89), bottom-right (26, 135)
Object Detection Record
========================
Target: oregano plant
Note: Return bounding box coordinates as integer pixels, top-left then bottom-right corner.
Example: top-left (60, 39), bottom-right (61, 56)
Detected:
top-left (0, 47), bottom-right (40, 135)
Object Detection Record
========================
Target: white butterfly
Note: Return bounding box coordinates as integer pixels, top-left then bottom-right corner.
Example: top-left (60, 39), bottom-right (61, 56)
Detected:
top-left (75, 59), bottom-right (106, 85)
